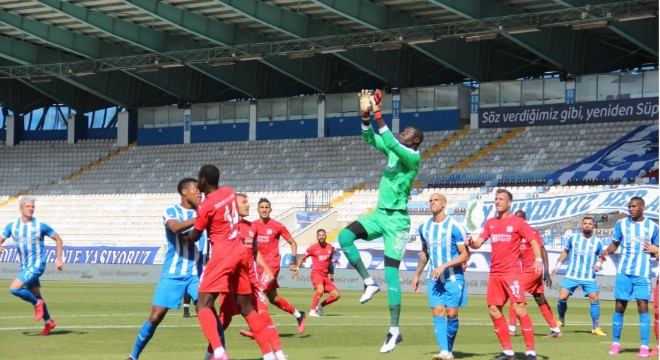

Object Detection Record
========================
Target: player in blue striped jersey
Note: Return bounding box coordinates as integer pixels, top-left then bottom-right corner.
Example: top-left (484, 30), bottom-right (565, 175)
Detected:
top-left (128, 178), bottom-right (208, 360)
top-left (551, 217), bottom-right (606, 336)
top-left (0, 196), bottom-right (63, 336)
top-left (412, 193), bottom-right (469, 360)
top-left (601, 196), bottom-right (659, 358)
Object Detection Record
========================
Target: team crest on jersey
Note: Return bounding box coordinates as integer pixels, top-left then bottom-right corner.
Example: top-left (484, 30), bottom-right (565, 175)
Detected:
top-left (506, 226), bottom-right (513, 233)
top-left (249, 231), bottom-right (254, 237)
top-left (267, 229), bottom-right (272, 235)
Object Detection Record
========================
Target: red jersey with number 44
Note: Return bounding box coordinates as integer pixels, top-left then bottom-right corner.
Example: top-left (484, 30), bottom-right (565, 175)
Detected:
top-left (194, 187), bottom-right (242, 258)
top-left (254, 219), bottom-right (292, 269)
top-left (305, 243), bottom-right (334, 277)
top-left (520, 226), bottom-right (544, 273)
top-left (479, 215), bottom-right (539, 275)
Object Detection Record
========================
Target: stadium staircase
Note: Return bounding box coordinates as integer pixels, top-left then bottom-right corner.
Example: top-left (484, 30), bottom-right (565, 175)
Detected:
top-left (444, 127), bottom-right (525, 175)
top-left (63, 143), bottom-right (136, 183)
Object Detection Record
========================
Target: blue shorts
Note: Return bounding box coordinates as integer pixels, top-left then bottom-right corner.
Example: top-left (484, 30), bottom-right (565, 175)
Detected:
top-left (560, 278), bottom-right (599, 297)
top-left (614, 273), bottom-right (651, 301)
top-left (17, 266), bottom-right (44, 288)
top-left (427, 277), bottom-right (467, 309)
top-left (152, 275), bottom-right (199, 309)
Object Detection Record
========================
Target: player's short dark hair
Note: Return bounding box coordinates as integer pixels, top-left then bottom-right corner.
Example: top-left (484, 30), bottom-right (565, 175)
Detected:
top-left (258, 198), bottom-right (271, 206)
top-left (317, 228), bottom-right (326, 234)
top-left (514, 210), bottom-right (526, 220)
top-left (496, 188), bottom-right (513, 201)
top-left (582, 216), bottom-right (597, 228)
top-left (199, 164), bottom-right (220, 186)
top-left (177, 178), bottom-right (197, 195)
top-left (630, 196), bottom-right (645, 206)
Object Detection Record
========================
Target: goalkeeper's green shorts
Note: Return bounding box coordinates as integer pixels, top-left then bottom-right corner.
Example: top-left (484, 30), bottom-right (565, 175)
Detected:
top-left (356, 208), bottom-right (410, 261)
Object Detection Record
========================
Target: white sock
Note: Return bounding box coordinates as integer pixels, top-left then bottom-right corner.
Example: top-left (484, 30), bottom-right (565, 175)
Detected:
top-left (263, 352), bottom-right (276, 360)
top-left (508, 325), bottom-right (516, 332)
top-left (183, 304), bottom-right (190, 308)
top-left (293, 310), bottom-right (301, 318)
top-left (364, 277), bottom-right (375, 286)
top-left (526, 351), bottom-right (536, 356)
top-left (275, 350), bottom-right (286, 360)
top-left (214, 347), bottom-right (226, 357)
top-left (503, 350), bottom-right (515, 356)
top-left (551, 327), bottom-right (561, 332)
top-left (389, 326), bottom-right (400, 336)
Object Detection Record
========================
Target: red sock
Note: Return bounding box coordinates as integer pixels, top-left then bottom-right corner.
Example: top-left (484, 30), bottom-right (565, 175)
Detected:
top-left (259, 310), bottom-right (282, 352)
top-left (311, 292), bottom-right (323, 309)
top-left (274, 297), bottom-right (296, 314)
top-left (539, 303), bottom-right (558, 328)
top-left (320, 296), bottom-right (339, 307)
top-left (518, 314), bottom-right (536, 351)
top-left (245, 311), bottom-right (271, 354)
top-left (508, 303), bottom-right (517, 327)
top-left (492, 316), bottom-right (513, 351)
top-left (198, 308), bottom-right (223, 352)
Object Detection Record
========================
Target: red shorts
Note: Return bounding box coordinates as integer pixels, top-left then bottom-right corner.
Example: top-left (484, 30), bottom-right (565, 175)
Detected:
top-left (199, 252), bottom-right (251, 295)
top-left (311, 274), bottom-right (337, 293)
top-left (487, 274), bottom-right (527, 306)
top-left (259, 264), bottom-right (281, 292)
top-left (218, 292), bottom-right (240, 318)
top-left (521, 272), bottom-right (544, 295)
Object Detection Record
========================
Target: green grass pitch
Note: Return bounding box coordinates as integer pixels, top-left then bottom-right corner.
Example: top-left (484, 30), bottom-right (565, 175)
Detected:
top-left (0, 281), bottom-right (652, 360)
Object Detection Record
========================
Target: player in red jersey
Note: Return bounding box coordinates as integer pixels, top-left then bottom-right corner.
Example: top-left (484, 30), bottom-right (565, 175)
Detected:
top-left (507, 210), bottom-right (562, 338)
top-left (469, 189), bottom-right (543, 360)
top-left (252, 198), bottom-right (306, 333)
top-left (180, 165), bottom-right (274, 360)
top-left (643, 242), bottom-right (659, 356)
top-left (293, 229), bottom-right (341, 317)
top-left (216, 193), bottom-right (286, 360)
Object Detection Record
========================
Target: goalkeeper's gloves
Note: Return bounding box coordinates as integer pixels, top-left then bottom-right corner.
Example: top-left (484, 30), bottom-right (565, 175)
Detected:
top-left (359, 89), bottom-right (372, 119)
top-left (371, 89), bottom-right (383, 120)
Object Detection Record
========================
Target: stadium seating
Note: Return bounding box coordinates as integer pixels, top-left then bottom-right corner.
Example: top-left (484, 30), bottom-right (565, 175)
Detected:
top-left (0, 120), bottom-right (656, 260)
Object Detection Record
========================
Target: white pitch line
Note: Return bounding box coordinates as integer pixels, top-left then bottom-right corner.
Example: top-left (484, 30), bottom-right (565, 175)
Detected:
top-left (0, 321), bottom-right (643, 332)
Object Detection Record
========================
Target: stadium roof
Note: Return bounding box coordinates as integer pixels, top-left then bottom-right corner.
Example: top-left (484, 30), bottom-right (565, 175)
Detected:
top-left (0, 0), bottom-right (657, 114)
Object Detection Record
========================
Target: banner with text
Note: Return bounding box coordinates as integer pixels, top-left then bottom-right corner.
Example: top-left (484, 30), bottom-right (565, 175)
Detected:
top-left (464, 185), bottom-right (658, 230)
top-left (0, 245), bottom-right (160, 265)
top-left (479, 97), bottom-right (658, 128)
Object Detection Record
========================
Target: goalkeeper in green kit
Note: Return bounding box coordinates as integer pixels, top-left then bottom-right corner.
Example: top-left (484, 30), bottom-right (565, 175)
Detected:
top-left (338, 89), bottom-right (423, 353)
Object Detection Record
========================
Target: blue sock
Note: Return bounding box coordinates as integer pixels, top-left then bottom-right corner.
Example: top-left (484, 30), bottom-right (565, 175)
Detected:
top-left (590, 301), bottom-right (600, 329)
top-left (36, 296), bottom-right (51, 322)
top-left (640, 312), bottom-right (651, 347)
top-left (433, 316), bottom-right (448, 352)
top-left (131, 320), bottom-right (157, 359)
top-left (9, 288), bottom-right (39, 305)
top-left (447, 317), bottom-right (459, 352)
top-left (557, 299), bottom-right (567, 322)
top-left (612, 311), bottom-right (624, 343)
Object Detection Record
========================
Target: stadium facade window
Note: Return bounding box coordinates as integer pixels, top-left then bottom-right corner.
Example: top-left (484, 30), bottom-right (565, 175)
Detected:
top-left (597, 73), bottom-right (620, 101)
top-left (416, 87), bottom-right (435, 111)
top-left (543, 78), bottom-right (564, 104)
top-left (400, 87), bottom-right (417, 112)
top-left (642, 69), bottom-right (659, 97)
top-left (500, 81), bottom-right (522, 106)
top-left (478, 82), bottom-right (499, 107)
top-left (435, 85), bottom-right (459, 109)
top-left (522, 79), bottom-right (543, 105)
top-left (576, 74), bottom-right (598, 102)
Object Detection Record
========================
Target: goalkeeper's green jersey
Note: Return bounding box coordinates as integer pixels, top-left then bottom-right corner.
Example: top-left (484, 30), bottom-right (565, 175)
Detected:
top-left (362, 125), bottom-right (420, 211)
